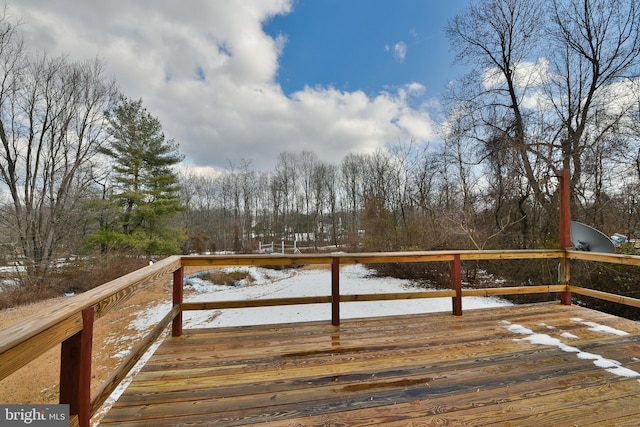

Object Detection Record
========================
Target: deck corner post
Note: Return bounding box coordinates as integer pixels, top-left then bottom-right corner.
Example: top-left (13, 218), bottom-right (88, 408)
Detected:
top-left (60, 306), bottom-right (94, 427)
top-left (451, 254), bottom-right (462, 316)
top-left (172, 266), bottom-right (184, 337)
top-left (559, 251), bottom-right (572, 305)
top-left (559, 168), bottom-right (572, 306)
top-left (331, 257), bottom-right (340, 326)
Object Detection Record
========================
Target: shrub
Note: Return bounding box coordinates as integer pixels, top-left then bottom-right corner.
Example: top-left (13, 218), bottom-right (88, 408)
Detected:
top-left (197, 270), bottom-right (254, 286)
top-left (0, 256), bottom-right (149, 310)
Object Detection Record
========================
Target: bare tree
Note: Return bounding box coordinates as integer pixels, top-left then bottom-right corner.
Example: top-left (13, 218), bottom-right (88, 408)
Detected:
top-left (546, 0), bottom-right (640, 209)
top-left (340, 153), bottom-right (366, 240)
top-left (253, 171), bottom-right (274, 243)
top-left (227, 158), bottom-right (256, 251)
top-left (274, 152), bottom-right (299, 242)
top-left (0, 13), bottom-right (117, 273)
top-left (447, 0), bottom-right (640, 246)
top-left (299, 150), bottom-right (318, 243)
top-left (178, 170), bottom-right (221, 253)
top-left (309, 160), bottom-right (336, 248)
top-left (447, 0), bottom-right (548, 204)
top-left (320, 162), bottom-right (340, 247)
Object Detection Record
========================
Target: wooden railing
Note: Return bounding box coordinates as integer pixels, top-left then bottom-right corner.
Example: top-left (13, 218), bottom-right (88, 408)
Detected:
top-left (1, 249), bottom-right (640, 426)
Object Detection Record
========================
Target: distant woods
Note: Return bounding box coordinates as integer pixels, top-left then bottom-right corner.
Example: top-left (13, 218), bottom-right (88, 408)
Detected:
top-left (176, 136), bottom-right (632, 256)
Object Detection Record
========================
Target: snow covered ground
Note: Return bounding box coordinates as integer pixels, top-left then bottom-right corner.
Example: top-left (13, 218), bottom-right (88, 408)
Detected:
top-left (130, 264), bottom-right (513, 332)
top-left (180, 264), bottom-right (513, 327)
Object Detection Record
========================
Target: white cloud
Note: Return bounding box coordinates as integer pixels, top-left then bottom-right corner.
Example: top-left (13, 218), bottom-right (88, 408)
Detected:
top-left (397, 82), bottom-right (426, 101)
top-left (599, 79), bottom-right (640, 117)
top-left (482, 58), bottom-right (549, 90)
top-left (393, 41), bottom-right (408, 63)
top-left (11, 0), bottom-right (438, 171)
top-left (481, 58), bottom-right (554, 112)
top-left (481, 56), bottom-right (640, 123)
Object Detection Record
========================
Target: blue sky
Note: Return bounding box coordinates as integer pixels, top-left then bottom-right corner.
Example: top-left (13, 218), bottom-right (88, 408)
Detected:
top-left (12, 0), bottom-right (471, 172)
top-left (266, 0), bottom-right (468, 102)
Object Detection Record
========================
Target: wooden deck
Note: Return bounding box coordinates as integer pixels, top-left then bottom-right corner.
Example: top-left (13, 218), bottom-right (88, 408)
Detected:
top-left (100, 303), bottom-right (640, 426)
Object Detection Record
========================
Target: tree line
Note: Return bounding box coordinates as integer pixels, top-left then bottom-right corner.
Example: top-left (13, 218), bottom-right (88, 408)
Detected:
top-left (179, 147), bottom-right (454, 254)
top-left (1, 0), bottom-right (640, 283)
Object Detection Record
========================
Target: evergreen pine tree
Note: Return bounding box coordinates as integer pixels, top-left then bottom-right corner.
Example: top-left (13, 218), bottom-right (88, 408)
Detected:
top-left (90, 97), bottom-right (185, 255)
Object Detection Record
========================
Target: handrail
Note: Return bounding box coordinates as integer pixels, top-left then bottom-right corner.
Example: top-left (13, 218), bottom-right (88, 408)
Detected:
top-left (0, 249), bottom-right (639, 426)
top-left (179, 249), bottom-right (563, 266)
top-left (567, 250), bottom-right (640, 266)
top-left (0, 256), bottom-right (182, 426)
top-left (0, 256), bottom-right (182, 378)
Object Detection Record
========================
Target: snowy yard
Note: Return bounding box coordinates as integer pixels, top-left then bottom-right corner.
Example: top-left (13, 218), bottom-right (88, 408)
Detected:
top-left (179, 264), bottom-right (513, 328)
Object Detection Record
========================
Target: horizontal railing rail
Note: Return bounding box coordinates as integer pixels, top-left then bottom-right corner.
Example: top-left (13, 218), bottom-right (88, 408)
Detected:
top-left (1, 249), bottom-right (639, 426)
top-left (565, 250), bottom-right (640, 309)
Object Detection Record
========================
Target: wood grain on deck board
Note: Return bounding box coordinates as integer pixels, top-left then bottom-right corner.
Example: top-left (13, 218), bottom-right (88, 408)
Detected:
top-left (100, 303), bottom-right (640, 426)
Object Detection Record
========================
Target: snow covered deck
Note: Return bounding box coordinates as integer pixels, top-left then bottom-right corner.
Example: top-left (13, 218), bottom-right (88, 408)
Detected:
top-left (100, 302), bottom-right (640, 426)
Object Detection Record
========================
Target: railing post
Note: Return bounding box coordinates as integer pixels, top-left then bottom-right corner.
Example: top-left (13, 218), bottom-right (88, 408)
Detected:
top-left (451, 255), bottom-right (462, 316)
top-left (559, 258), bottom-right (572, 305)
top-left (331, 257), bottom-right (340, 326)
top-left (172, 267), bottom-right (184, 337)
top-left (60, 306), bottom-right (94, 427)
top-left (559, 168), bottom-right (572, 305)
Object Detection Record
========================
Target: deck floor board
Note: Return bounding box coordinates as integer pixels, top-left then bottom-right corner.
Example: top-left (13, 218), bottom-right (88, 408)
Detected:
top-left (99, 303), bottom-right (640, 426)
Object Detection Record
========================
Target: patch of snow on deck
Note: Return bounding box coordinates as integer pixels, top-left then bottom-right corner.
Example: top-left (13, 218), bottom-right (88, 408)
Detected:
top-left (571, 318), bottom-right (629, 336)
top-left (506, 323), bottom-right (639, 378)
top-left (560, 332), bottom-right (578, 339)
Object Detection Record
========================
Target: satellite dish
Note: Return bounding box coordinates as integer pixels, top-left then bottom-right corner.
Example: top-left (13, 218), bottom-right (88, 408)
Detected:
top-left (570, 221), bottom-right (615, 253)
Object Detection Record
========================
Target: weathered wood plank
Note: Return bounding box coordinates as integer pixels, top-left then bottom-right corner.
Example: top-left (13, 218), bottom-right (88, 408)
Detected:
top-left (259, 379), bottom-right (640, 427)
top-left (462, 284), bottom-right (565, 296)
top-left (142, 305), bottom-right (640, 374)
top-left (118, 336), bottom-right (640, 404)
top-left (567, 250), bottom-right (640, 266)
top-left (103, 370), bottom-right (640, 426)
top-left (0, 313), bottom-right (82, 379)
top-left (178, 249), bottom-right (565, 269)
top-left (179, 254), bottom-right (334, 267)
top-left (90, 304), bottom-right (180, 414)
top-left (181, 296), bottom-right (332, 310)
top-left (458, 249), bottom-right (565, 261)
top-left (581, 410), bottom-right (640, 427)
top-left (101, 304), bottom-right (640, 426)
top-left (181, 291), bottom-right (457, 312)
top-left (108, 343), bottom-right (627, 412)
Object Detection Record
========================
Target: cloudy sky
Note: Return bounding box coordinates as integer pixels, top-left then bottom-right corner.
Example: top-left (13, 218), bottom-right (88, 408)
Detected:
top-left (10, 0), bottom-right (469, 172)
